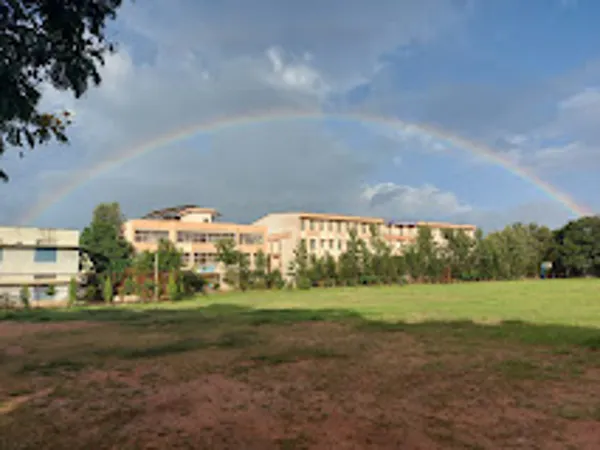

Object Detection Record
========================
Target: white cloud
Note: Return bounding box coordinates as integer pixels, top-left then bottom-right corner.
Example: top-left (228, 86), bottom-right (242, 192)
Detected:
top-left (359, 182), bottom-right (473, 220)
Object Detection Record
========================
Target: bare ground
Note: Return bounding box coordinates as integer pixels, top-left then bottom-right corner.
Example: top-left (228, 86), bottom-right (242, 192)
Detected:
top-left (1, 317), bottom-right (599, 450)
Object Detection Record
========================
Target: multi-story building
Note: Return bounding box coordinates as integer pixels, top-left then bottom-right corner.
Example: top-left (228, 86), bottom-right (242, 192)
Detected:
top-left (122, 206), bottom-right (267, 285)
top-left (0, 226), bottom-right (80, 303)
top-left (253, 212), bottom-right (476, 276)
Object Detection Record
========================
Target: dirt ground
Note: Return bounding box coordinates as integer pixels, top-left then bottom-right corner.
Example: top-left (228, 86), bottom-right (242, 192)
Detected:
top-left (1, 315), bottom-right (599, 450)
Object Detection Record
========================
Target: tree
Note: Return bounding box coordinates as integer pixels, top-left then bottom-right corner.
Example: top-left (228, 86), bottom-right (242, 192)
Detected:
top-left (134, 239), bottom-right (183, 273)
top-left (252, 250), bottom-right (268, 289)
top-left (103, 276), bottom-right (113, 304)
top-left (81, 202), bottom-right (133, 277)
top-left (214, 238), bottom-right (251, 290)
top-left (0, 0), bottom-right (125, 181)
top-left (288, 239), bottom-right (311, 289)
top-left (550, 216), bottom-right (600, 277)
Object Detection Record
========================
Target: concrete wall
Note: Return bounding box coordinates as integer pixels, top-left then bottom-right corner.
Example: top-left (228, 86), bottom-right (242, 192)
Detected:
top-left (0, 226), bottom-right (80, 303)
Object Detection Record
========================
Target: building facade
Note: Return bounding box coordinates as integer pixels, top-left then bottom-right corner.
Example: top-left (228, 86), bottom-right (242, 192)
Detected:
top-left (253, 212), bottom-right (476, 277)
top-left (0, 226), bottom-right (80, 303)
top-left (122, 206), bottom-right (267, 285)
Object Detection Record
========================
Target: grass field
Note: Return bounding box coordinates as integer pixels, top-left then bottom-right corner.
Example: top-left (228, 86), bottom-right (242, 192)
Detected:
top-left (1, 279), bottom-right (599, 449)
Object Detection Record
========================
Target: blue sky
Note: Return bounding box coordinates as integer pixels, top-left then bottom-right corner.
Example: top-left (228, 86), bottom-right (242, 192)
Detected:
top-left (1, 0), bottom-right (599, 231)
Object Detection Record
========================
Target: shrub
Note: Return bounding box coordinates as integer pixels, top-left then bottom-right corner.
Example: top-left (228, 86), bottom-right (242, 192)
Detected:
top-left (167, 272), bottom-right (179, 301)
top-left (123, 277), bottom-right (136, 295)
top-left (20, 285), bottom-right (30, 309)
top-left (68, 277), bottom-right (78, 307)
top-left (179, 271), bottom-right (206, 296)
top-left (296, 276), bottom-right (312, 290)
top-left (45, 284), bottom-right (56, 297)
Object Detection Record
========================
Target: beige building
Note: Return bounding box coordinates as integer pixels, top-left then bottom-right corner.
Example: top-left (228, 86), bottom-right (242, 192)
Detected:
top-left (0, 226), bottom-right (80, 303)
top-left (253, 212), bottom-right (476, 276)
top-left (122, 206), bottom-right (267, 285)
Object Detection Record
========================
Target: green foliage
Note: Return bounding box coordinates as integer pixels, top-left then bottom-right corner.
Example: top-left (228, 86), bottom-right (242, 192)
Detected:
top-left (102, 277), bottom-right (113, 304)
top-left (167, 272), bottom-right (179, 301)
top-left (45, 285), bottom-right (56, 298)
top-left (179, 271), bottom-right (206, 297)
top-left (0, 0), bottom-right (125, 181)
top-left (80, 203), bottom-right (132, 277)
top-left (134, 239), bottom-right (183, 274)
top-left (285, 217), bottom-right (597, 289)
top-left (123, 277), bottom-right (136, 296)
top-left (215, 238), bottom-right (252, 290)
top-left (68, 277), bottom-right (78, 307)
top-left (19, 285), bottom-right (30, 309)
top-left (550, 216), bottom-right (600, 277)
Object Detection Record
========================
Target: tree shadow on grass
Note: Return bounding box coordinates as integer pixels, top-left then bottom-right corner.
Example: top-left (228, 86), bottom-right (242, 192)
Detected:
top-left (1, 302), bottom-right (599, 351)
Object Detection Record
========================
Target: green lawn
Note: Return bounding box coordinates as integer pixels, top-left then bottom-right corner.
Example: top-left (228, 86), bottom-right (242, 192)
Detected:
top-left (1, 279), bottom-right (599, 449)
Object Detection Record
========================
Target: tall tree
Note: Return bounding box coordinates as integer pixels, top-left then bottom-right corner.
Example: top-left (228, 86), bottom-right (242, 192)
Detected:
top-left (134, 239), bottom-right (183, 274)
top-left (288, 239), bottom-right (311, 289)
top-left (80, 202), bottom-right (132, 277)
top-left (550, 216), bottom-right (600, 277)
top-left (1, 0), bottom-right (126, 181)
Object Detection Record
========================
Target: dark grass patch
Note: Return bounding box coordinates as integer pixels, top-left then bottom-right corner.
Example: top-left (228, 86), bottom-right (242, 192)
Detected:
top-left (250, 347), bottom-right (348, 366)
top-left (213, 330), bottom-right (261, 348)
top-left (18, 358), bottom-right (88, 376)
top-left (102, 338), bottom-right (210, 359)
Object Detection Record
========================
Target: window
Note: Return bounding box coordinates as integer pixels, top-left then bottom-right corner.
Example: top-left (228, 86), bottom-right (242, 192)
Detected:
top-left (336, 222), bottom-right (342, 232)
top-left (135, 229), bottom-right (169, 243)
top-left (310, 239), bottom-right (316, 250)
top-left (362, 223), bottom-right (367, 234)
top-left (301, 220), bottom-right (306, 231)
top-left (34, 248), bottom-right (57, 263)
top-left (329, 239), bottom-right (334, 249)
top-left (0, 248), bottom-right (3, 262)
top-left (327, 221), bottom-right (333, 231)
top-left (320, 239), bottom-right (326, 249)
top-left (337, 240), bottom-right (343, 250)
top-left (240, 233), bottom-right (264, 245)
top-left (319, 221), bottom-right (325, 231)
top-left (309, 220), bottom-right (315, 231)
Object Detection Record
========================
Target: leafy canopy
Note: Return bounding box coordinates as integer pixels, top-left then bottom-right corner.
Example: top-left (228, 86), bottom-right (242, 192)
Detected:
top-left (0, 0), bottom-right (125, 181)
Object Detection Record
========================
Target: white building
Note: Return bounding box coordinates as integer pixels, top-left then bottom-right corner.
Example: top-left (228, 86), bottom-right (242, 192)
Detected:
top-left (0, 226), bottom-right (80, 304)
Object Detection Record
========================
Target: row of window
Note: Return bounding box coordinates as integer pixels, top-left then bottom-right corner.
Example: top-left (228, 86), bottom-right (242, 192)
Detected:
top-left (0, 248), bottom-right (58, 263)
top-left (134, 230), bottom-right (264, 245)
top-left (181, 252), bottom-right (260, 266)
top-left (176, 231), bottom-right (236, 244)
top-left (301, 239), bottom-right (408, 253)
top-left (134, 230), bottom-right (169, 243)
top-left (300, 220), bottom-right (418, 236)
top-left (301, 219), bottom-right (371, 234)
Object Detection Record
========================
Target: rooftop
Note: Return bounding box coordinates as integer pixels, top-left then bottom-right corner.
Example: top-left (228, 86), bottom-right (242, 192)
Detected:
top-left (141, 205), bottom-right (220, 220)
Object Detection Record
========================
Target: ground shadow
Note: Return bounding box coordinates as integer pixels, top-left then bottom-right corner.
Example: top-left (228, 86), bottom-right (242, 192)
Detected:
top-left (2, 302), bottom-right (599, 350)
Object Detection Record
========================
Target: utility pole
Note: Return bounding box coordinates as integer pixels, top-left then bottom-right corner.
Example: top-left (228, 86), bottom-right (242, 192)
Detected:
top-left (154, 251), bottom-right (159, 301)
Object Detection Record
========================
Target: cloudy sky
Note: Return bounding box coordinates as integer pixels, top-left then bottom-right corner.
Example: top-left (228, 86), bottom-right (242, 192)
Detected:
top-left (1, 0), bottom-right (599, 231)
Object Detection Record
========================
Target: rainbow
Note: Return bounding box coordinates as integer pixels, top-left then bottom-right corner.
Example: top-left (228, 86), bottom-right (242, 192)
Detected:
top-left (21, 110), bottom-right (593, 224)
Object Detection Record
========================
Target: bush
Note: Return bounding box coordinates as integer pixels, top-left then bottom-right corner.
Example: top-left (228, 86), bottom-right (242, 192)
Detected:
top-left (167, 272), bottom-right (179, 301)
top-left (123, 277), bottom-right (136, 295)
top-left (179, 271), bottom-right (206, 296)
top-left (296, 276), bottom-right (312, 290)
top-left (68, 277), bottom-right (78, 307)
top-left (45, 285), bottom-right (56, 297)
top-left (19, 285), bottom-right (30, 309)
